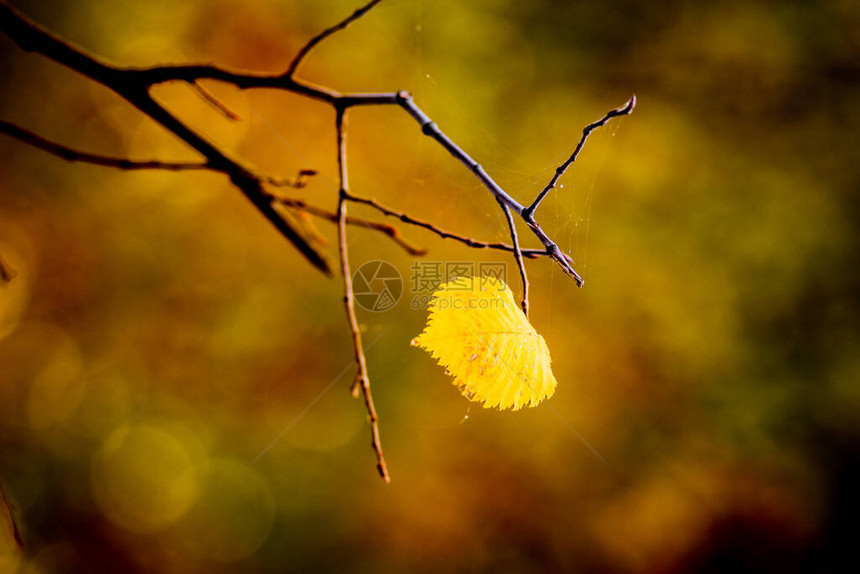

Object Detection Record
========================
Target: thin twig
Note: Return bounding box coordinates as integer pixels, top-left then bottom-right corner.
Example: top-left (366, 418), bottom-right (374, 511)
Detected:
top-left (500, 201), bottom-right (529, 317)
top-left (285, 0), bottom-right (385, 78)
top-left (268, 192), bottom-right (427, 256)
top-left (0, 119), bottom-right (320, 192)
top-left (394, 91), bottom-right (522, 213)
top-left (0, 119), bottom-right (209, 172)
top-left (345, 192), bottom-right (548, 258)
top-left (262, 168), bottom-right (318, 189)
top-left (0, 118), bottom-right (323, 189)
top-left (335, 106), bottom-right (389, 482)
top-left (189, 80), bottom-right (243, 121)
top-left (524, 95), bottom-right (637, 218)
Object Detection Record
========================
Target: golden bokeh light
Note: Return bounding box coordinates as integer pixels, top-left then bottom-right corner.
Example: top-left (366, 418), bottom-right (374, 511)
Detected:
top-left (91, 424), bottom-right (200, 533)
top-left (174, 458), bottom-right (275, 563)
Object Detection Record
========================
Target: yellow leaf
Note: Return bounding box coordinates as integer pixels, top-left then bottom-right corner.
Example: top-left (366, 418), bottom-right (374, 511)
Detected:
top-left (411, 276), bottom-right (557, 411)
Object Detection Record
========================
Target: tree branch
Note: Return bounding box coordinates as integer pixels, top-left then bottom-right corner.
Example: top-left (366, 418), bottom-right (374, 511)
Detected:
top-left (0, 115), bottom-right (425, 259)
top-left (0, 118), bottom-right (329, 193)
top-left (344, 192), bottom-right (548, 258)
top-left (0, 0), bottom-right (633, 287)
top-left (0, 0), bottom-right (635, 479)
top-left (263, 169), bottom-right (318, 189)
top-left (524, 95), bottom-right (637, 219)
top-left (0, 1), bottom-right (333, 275)
top-left (286, 0), bottom-right (385, 79)
top-left (335, 106), bottom-right (389, 482)
top-left (268, 192), bottom-right (427, 256)
top-left (394, 91), bottom-right (523, 213)
top-left (189, 81), bottom-right (243, 121)
top-left (392, 90), bottom-right (627, 288)
top-left (0, 119), bottom-right (210, 172)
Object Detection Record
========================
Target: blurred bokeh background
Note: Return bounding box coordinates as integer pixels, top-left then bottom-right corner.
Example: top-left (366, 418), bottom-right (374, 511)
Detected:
top-left (1, 0), bottom-right (858, 572)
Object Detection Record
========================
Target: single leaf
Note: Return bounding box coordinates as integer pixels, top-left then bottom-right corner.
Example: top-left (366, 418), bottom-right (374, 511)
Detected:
top-left (411, 275), bottom-right (557, 411)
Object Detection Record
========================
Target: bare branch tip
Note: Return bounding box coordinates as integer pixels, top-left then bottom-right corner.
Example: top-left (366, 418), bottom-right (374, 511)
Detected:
top-left (378, 463), bottom-right (390, 483)
top-left (285, 0), bottom-right (385, 79)
top-left (623, 94), bottom-right (637, 114)
top-left (350, 375), bottom-right (362, 397)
